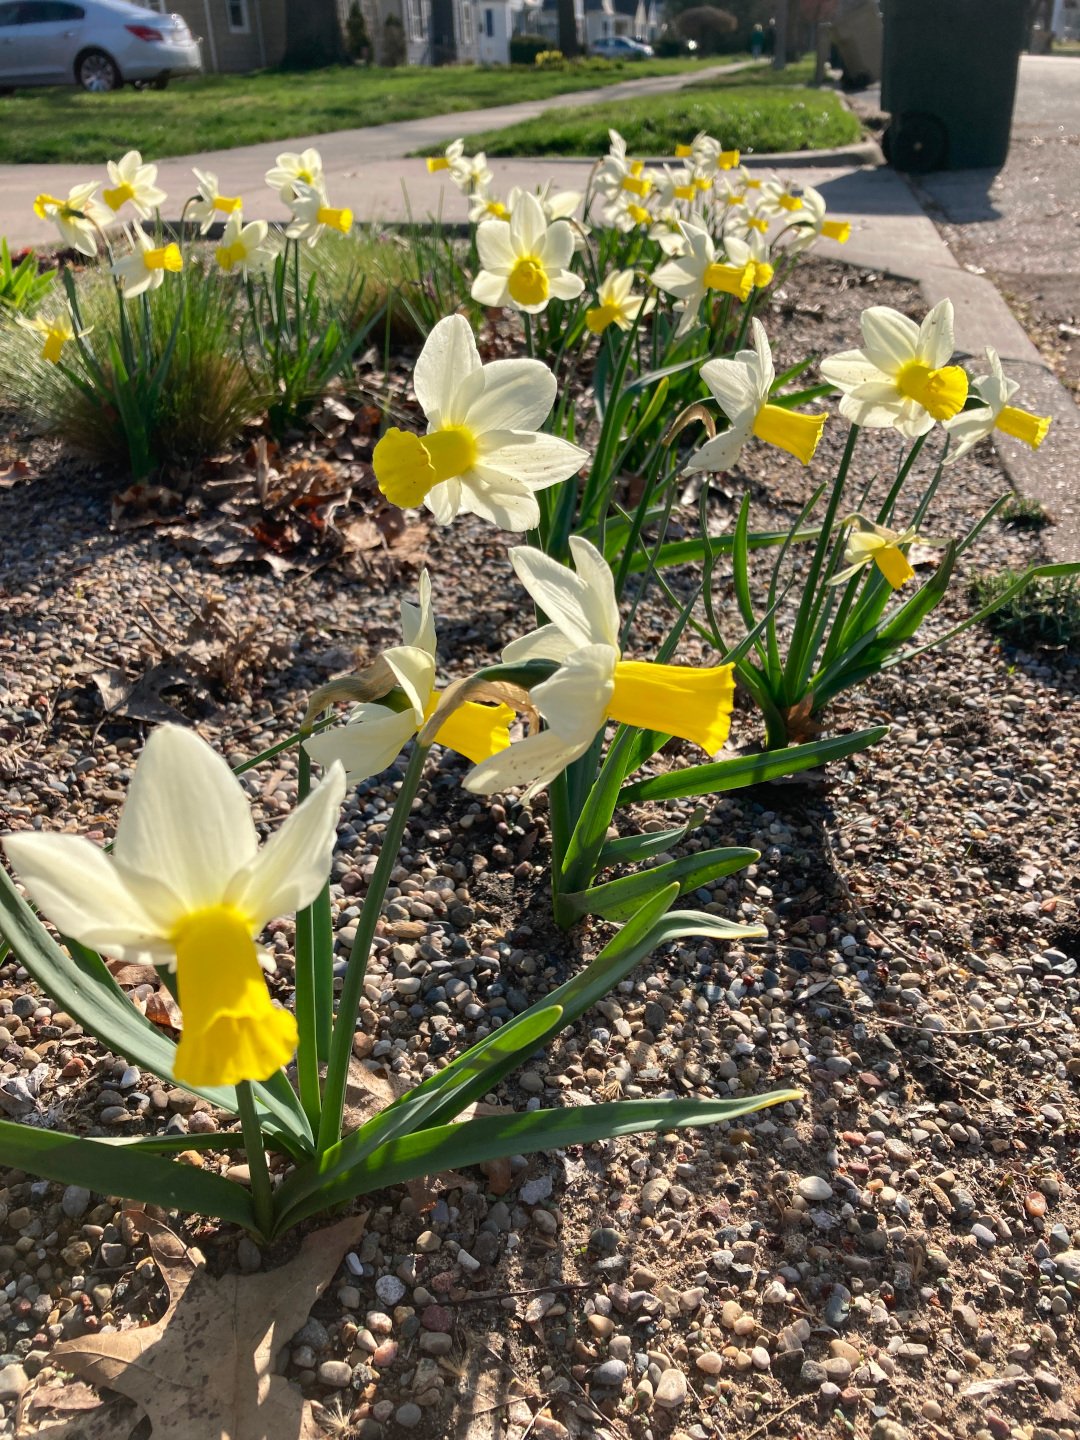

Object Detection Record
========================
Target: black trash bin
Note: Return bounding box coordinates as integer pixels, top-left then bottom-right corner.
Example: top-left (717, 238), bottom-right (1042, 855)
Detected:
top-left (881, 0), bottom-right (1027, 172)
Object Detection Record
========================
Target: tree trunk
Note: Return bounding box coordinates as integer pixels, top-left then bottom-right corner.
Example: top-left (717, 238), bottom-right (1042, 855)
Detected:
top-left (282, 0), bottom-right (350, 68)
top-left (558, 0), bottom-right (580, 56)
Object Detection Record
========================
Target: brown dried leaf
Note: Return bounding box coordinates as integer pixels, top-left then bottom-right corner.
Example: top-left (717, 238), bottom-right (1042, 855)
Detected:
top-left (144, 989), bottom-right (183, 1031)
top-left (479, 1156), bottom-right (513, 1195)
top-left (28, 1382), bottom-right (104, 1412)
top-left (50, 1214), bottom-right (366, 1440)
top-left (92, 665), bottom-right (192, 726)
top-left (105, 960), bottom-right (161, 988)
top-left (19, 1398), bottom-right (143, 1438)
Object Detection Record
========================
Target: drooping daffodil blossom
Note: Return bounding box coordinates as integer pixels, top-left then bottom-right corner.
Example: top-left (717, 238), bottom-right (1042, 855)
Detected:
top-left (16, 308), bottom-right (90, 365)
top-left (101, 150), bottom-right (167, 218)
top-left (652, 221), bottom-right (755, 337)
top-left (819, 298), bottom-right (969, 438)
top-left (33, 183), bottom-right (110, 257)
top-left (189, 168), bottom-right (243, 235)
top-left (426, 137), bottom-right (465, 177)
top-left (215, 211), bottom-right (274, 277)
top-left (284, 181), bottom-right (353, 246)
top-left (305, 570), bottom-right (514, 784)
top-left (264, 148), bottom-right (324, 203)
top-left (942, 346), bottom-right (1052, 462)
top-left (828, 516), bottom-right (939, 591)
top-left (110, 229), bottom-right (183, 300)
top-left (684, 318), bottom-right (828, 473)
top-left (3, 725), bottom-right (345, 1088)
top-left (787, 184), bottom-right (851, 252)
top-left (586, 269), bottom-right (655, 335)
top-left (373, 313), bottom-right (587, 530)
top-left (722, 230), bottom-right (774, 290)
top-left (464, 538), bottom-right (736, 798)
top-left (471, 192), bottom-right (585, 314)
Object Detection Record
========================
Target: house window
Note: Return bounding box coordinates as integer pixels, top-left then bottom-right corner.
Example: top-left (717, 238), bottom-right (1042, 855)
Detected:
top-left (226, 0), bottom-right (249, 31)
top-left (483, 5), bottom-right (492, 33)
top-left (407, 0), bottom-right (427, 40)
top-left (459, 0), bottom-right (472, 39)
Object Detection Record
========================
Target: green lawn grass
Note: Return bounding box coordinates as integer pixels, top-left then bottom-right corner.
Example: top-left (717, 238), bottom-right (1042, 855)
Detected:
top-left (436, 66), bottom-right (861, 157)
top-left (0, 57), bottom-right (730, 165)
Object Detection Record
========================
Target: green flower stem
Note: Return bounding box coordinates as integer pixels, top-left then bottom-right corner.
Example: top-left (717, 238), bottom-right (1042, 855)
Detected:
top-left (293, 744), bottom-right (323, 1133)
top-left (313, 881), bottom-right (334, 1062)
top-left (236, 1080), bottom-right (273, 1239)
top-left (316, 739), bottom-right (431, 1154)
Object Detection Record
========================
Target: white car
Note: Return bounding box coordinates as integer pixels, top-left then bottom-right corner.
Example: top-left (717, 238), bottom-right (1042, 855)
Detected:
top-left (0, 0), bottom-right (202, 91)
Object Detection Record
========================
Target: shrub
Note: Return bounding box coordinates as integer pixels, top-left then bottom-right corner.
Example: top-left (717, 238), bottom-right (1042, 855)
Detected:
top-left (0, 237), bottom-right (54, 317)
top-left (510, 33), bottom-right (549, 63)
top-left (346, 0), bottom-right (370, 59)
top-left (534, 47), bottom-right (566, 67)
top-left (382, 13), bottom-right (407, 65)
top-left (677, 5), bottom-right (738, 52)
top-left (655, 31), bottom-right (691, 55)
top-left (969, 569), bottom-right (1080, 651)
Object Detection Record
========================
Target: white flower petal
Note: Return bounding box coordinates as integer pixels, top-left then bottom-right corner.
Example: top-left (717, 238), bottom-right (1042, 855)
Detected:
top-left (501, 623), bottom-right (576, 664)
top-left (819, 351), bottom-right (888, 390)
top-left (470, 270), bottom-right (510, 307)
top-left (859, 306), bottom-right (920, 376)
top-left (919, 298), bottom-right (955, 370)
top-left (682, 424), bottom-right (751, 474)
top-left (383, 645), bottom-right (436, 720)
top-left (532, 643), bottom-right (615, 745)
top-left (463, 725), bottom-right (585, 798)
top-left (510, 192), bottom-right (547, 254)
top-left (400, 569), bottom-right (437, 655)
top-left (941, 407), bottom-right (995, 462)
top-left (462, 359), bottom-right (556, 435)
top-left (425, 477), bottom-right (463, 525)
top-left (547, 270), bottom-right (585, 301)
top-left (305, 706), bottom-right (417, 786)
top-left (458, 467), bottom-right (539, 530)
top-left (225, 761), bottom-right (346, 930)
top-left (475, 221), bottom-right (517, 273)
top-left (3, 832), bottom-right (166, 960)
top-left (112, 724), bottom-right (257, 915)
top-left (699, 357), bottom-right (760, 426)
top-left (510, 546), bottom-right (607, 651)
top-left (539, 219), bottom-right (574, 271)
top-left (567, 536), bottom-right (621, 649)
top-left (478, 432), bottom-right (587, 489)
top-left (413, 315), bottom-right (481, 423)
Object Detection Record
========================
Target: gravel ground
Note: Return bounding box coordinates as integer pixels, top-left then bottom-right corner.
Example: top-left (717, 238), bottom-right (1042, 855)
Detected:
top-left (0, 260), bottom-right (1078, 1440)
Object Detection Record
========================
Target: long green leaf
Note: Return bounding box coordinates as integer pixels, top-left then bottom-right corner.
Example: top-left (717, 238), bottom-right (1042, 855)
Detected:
top-left (273, 1092), bottom-right (801, 1235)
top-left (596, 807), bottom-right (704, 868)
top-left (0, 868), bottom-right (312, 1155)
top-left (561, 846), bottom-right (761, 923)
top-left (0, 1120), bottom-right (256, 1230)
top-left (618, 726), bottom-right (887, 803)
top-left (622, 527), bottom-right (821, 575)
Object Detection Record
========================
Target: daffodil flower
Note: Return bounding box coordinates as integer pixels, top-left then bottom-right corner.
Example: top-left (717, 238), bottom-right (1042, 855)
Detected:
top-left (189, 168), bottom-right (243, 235)
top-left (305, 571), bottom-right (514, 784)
top-left (3, 725), bottom-right (345, 1088)
top-left (427, 138), bottom-right (465, 174)
top-left (264, 148), bottom-right (324, 203)
top-left (373, 313), bottom-right (586, 530)
top-left (787, 184), bottom-right (850, 251)
top-left (33, 183), bottom-right (110, 258)
top-left (684, 317), bottom-right (828, 472)
top-left (101, 150), bottom-right (167, 218)
top-left (469, 189), bottom-right (510, 223)
top-left (757, 178), bottom-right (803, 217)
top-left (657, 165), bottom-right (699, 207)
top-left (649, 207), bottom-right (688, 257)
top-left (828, 516), bottom-right (938, 590)
top-left (215, 211), bottom-right (274, 277)
top-left (604, 195), bottom-right (653, 233)
top-left (652, 221), bottom-right (755, 338)
top-left (505, 183), bottom-right (586, 246)
top-left (464, 538), bottom-right (735, 797)
top-left (16, 309), bottom-right (90, 365)
top-left (470, 192), bottom-right (584, 314)
top-left (454, 150), bottom-right (493, 195)
top-left (595, 154), bottom-right (654, 209)
top-left (110, 229), bottom-right (183, 300)
top-left (942, 347), bottom-right (1052, 462)
top-left (723, 200), bottom-right (769, 240)
top-left (819, 299), bottom-right (969, 438)
top-left (285, 180), bottom-right (353, 246)
top-left (723, 231), bottom-right (774, 290)
top-left (586, 269), bottom-right (654, 335)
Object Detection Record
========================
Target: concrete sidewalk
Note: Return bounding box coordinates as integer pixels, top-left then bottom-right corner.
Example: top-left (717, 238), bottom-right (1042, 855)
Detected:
top-left (2, 58), bottom-right (768, 251)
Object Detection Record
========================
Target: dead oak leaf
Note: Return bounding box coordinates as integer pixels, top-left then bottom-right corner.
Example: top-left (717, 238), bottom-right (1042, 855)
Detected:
top-left (51, 1213), bottom-right (367, 1440)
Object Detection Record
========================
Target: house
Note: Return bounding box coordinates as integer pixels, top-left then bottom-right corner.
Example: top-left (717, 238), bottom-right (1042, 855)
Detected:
top-left (535, 0), bottom-right (658, 50)
top-left (141, 0), bottom-right (285, 70)
top-left (475, 0), bottom-right (542, 64)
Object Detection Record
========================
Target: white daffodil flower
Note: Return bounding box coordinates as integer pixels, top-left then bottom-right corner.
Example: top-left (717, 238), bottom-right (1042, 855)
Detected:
top-left (684, 317), bottom-right (828, 473)
top-left (594, 153), bottom-right (654, 211)
top-left (469, 189), bottom-right (511, 223)
top-left (652, 222), bottom-right (755, 337)
top-left (506, 182), bottom-right (586, 247)
top-left (189, 168), bottom-right (243, 235)
top-left (32, 183), bottom-right (110, 257)
top-left (465, 538), bottom-right (736, 797)
top-left (674, 130), bottom-right (739, 175)
top-left (586, 269), bottom-right (655, 335)
top-left (215, 211), bottom-right (274, 277)
top-left (828, 516), bottom-right (939, 590)
top-left (16, 308), bottom-right (90, 365)
top-left (265, 147), bottom-right (324, 203)
top-left (723, 198), bottom-right (770, 242)
top-left (649, 207), bottom-right (688, 256)
top-left (426, 137), bottom-right (465, 177)
top-left (373, 313), bottom-right (587, 531)
top-left (455, 150), bottom-right (493, 195)
top-left (787, 184), bottom-right (851, 253)
top-left (603, 194), bottom-right (653, 233)
top-left (110, 229), bottom-right (183, 300)
top-left (101, 150), bottom-right (167, 218)
top-left (3, 725), bottom-right (345, 1088)
top-left (471, 192), bottom-right (585, 314)
top-left (305, 570), bottom-right (514, 785)
top-left (943, 347), bottom-right (1052, 462)
top-left (656, 165), bottom-right (699, 209)
top-left (757, 177), bottom-right (804, 218)
top-left (723, 231), bottom-right (774, 290)
top-left (819, 298), bottom-right (969, 438)
top-left (284, 180), bottom-right (353, 246)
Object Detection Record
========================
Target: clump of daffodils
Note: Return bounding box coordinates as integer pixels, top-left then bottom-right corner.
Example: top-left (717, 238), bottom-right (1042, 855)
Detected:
top-left (471, 192), bottom-right (584, 314)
